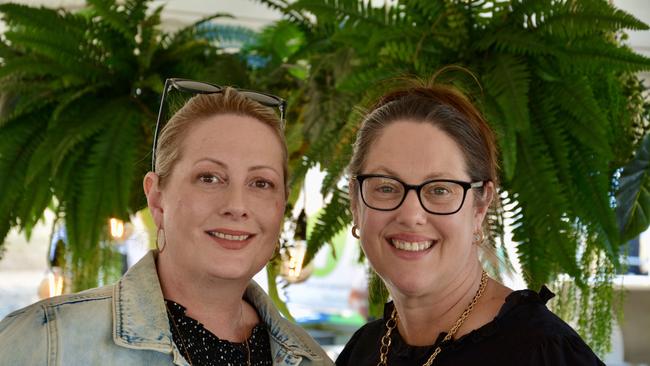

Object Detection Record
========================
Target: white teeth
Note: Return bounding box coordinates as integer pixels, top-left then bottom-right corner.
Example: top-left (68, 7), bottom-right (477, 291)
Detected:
top-left (391, 239), bottom-right (433, 252)
top-left (209, 231), bottom-right (250, 241)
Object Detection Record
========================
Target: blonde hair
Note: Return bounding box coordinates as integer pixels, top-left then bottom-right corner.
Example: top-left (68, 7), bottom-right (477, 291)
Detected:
top-left (155, 87), bottom-right (288, 195)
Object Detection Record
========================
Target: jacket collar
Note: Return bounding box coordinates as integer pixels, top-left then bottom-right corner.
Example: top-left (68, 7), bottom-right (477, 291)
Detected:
top-left (245, 281), bottom-right (324, 362)
top-left (112, 250), bottom-right (323, 363)
top-left (112, 250), bottom-right (173, 353)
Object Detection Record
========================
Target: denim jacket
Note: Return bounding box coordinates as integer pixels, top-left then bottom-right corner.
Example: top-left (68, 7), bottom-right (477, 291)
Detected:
top-left (0, 251), bottom-right (332, 366)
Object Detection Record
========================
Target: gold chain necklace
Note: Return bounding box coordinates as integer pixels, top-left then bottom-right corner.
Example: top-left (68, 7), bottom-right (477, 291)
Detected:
top-left (166, 303), bottom-right (251, 366)
top-left (377, 270), bottom-right (488, 366)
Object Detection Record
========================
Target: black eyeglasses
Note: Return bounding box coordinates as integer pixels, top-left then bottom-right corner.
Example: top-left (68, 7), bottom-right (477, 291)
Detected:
top-left (151, 78), bottom-right (287, 171)
top-left (354, 174), bottom-right (485, 215)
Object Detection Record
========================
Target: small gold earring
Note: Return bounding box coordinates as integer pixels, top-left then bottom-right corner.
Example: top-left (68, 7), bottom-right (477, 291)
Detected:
top-left (351, 225), bottom-right (360, 239)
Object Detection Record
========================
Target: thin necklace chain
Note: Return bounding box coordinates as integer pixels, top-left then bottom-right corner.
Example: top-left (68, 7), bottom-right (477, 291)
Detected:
top-left (166, 302), bottom-right (251, 366)
top-left (377, 270), bottom-right (489, 366)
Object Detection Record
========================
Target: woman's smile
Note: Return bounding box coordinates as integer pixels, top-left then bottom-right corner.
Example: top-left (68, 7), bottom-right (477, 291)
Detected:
top-left (386, 233), bottom-right (437, 255)
top-left (206, 228), bottom-right (256, 250)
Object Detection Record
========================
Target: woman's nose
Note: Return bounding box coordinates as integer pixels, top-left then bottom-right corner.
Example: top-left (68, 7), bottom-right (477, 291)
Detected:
top-left (219, 186), bottom-right (249, 219)
top-left (395, 190), bottom-right (427, 226)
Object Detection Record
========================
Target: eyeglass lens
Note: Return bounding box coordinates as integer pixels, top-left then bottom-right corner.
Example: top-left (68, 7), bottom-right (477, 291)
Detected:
top-left (172, 79), bottom-right (222, 93)
top-left (361, 176), bottom-right (468, 214)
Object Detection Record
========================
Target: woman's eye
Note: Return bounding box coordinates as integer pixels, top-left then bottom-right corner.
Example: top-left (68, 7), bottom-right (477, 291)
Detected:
top-left (251, 179), bottom-right (274, 189)
top-left (198, 174), bottom-right (223, 184)
top-left (377, 185), bottom-right (396, 193)
top-left (431, 186), bottom-right (450, 195)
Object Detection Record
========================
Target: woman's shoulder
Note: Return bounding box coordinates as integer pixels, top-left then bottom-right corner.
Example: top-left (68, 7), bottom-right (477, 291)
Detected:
top-left (496, 286), bottom-right (579, 336)
top-left (484, 286), bottom-right (604, 365)
top-left (2, 283), bottom-right (113, 321)
top-left (0, 284), bottom-right (115, 365)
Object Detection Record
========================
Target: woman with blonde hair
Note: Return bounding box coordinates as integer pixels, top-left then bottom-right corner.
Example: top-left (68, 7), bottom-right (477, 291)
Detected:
top-left (0, 78), bottom-right (331, 366)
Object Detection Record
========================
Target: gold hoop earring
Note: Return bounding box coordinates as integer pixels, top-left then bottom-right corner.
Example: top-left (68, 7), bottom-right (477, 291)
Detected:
top-left (351, 225), bottom-right (360, 239)
top-left (157, 228), bottom-right (166, 252)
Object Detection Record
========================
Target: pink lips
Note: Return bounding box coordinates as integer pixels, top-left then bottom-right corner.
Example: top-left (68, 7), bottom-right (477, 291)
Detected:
top-left (205, 228), bottom-right (255, 250)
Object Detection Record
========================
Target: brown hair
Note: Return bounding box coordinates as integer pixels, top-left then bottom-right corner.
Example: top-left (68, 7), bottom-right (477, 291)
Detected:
top-left (348, 82), bottom-right (500, 255)
top-left (155, 88), bottom-right (288, 195)
top-left (349, 83), bottom-right (499, 202)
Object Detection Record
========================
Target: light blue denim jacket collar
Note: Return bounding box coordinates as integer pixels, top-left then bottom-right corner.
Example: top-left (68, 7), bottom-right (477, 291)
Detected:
top-left (112, 251), bottom-right (326, 364)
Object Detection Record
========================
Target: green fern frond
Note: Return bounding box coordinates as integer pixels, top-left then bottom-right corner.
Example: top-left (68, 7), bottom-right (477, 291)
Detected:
top-left (558, 39), bottom-right (650, 74)
top-left (0, 3), bottom-right (86, 36)
top-left (319, 114), bottom-right (358, 195)
top-left (568, 142), bottom-right (619, 261)
top-left (550, 78), bottom-right (612, 157)
top-left (616, 133), bottom-right (650, 242)
top-left (25, 98), bottom-right (109, 184)
top-left (134, 5), bottom-right (164, 71)
top-left (537, 2), bottom-right (648, 37)
top-left (291, 0), bottom-right (389, 28)
top-left (483, 54), bottom-right (531, 133)
top-left (255, 0), bottom-right (313, 31)
top-left (336, 66), bottom-right (400, 94)
top-left (0, 108), bottom-right (49, 242)
top-left (86, 0), bottom-right (137, 44)
top-left (406, 0), bottom-right (444, 22)
top-left (16, 175), bottom-right (53, 240)
top-left (511, 128), bottom-right (582, 288)
top-left (3, 31), bottom-right (99, 77)
top-left (73, 101), bottom-right (139, 258)
top-left (379, 41), bottom-right (417, 64)
top-left (0, 58), bottom-right (81, 81)
top-left (476, 29), bottom-right (557, 56)
top-left (304, 187), bottom-right (351, 266)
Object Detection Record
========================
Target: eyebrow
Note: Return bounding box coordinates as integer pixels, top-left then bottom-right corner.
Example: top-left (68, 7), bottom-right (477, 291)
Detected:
top-left (195, 158), bottom-right (282, 176)
top-left (368, 166), bottom-right (451, 181)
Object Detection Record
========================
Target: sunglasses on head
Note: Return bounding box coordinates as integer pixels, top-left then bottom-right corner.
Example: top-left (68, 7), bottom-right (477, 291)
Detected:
top-left (151, 78), bottom-right (287, 171)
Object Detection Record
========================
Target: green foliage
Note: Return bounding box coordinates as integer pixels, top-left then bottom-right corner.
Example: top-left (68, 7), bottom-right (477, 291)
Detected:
top-left (3, 0), bottom-right (650, 355)
top-left (0, 0), bottom-right (252, 289)
top-left (617, 134), bottom-right (650, 241)
top-left (252, 0), bottom-right (650, 354)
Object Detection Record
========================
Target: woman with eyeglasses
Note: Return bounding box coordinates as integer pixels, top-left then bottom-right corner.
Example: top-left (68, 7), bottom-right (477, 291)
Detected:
top-left (0, 79), bottom-right (331, 366)
top-left (335, 82), bottom-right (604, 366)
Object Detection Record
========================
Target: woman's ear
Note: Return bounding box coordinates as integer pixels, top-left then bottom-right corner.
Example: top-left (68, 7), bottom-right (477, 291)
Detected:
top-left (143, 172), bottom-right (164, 228)
top-left (474, 181), bottom-right (495, 225)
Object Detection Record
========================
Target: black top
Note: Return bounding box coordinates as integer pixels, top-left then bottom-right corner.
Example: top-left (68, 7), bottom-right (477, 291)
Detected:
top-left (336, 287), bottom-right (605, 366)
top-left (165, 300), bottom-right (272, 366)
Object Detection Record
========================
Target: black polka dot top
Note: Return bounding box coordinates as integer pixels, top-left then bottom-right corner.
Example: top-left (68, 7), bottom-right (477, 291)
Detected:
top-left (165, 300), bottom-right (273, 366)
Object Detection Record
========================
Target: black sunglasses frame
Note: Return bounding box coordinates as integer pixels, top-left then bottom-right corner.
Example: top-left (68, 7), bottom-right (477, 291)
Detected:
top-left (354, 174), bottom-right (485, 215)
top-left (151, 78), bottom-right (287, 171)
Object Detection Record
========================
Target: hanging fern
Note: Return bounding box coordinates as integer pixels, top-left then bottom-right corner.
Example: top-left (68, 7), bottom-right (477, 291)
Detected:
top-left (250, 0), bottom-right (650, 354)
top-left (0, 0), bottom-right (258, 289)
